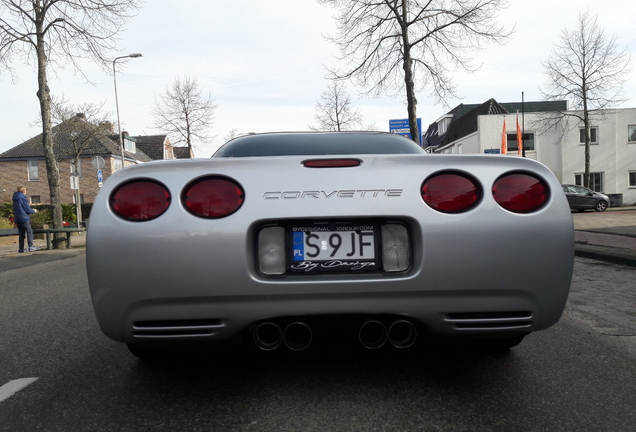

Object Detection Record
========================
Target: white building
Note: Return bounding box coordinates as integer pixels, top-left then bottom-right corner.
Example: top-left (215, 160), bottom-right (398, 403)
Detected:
top-left (424, 99), bottom-right (636, 206)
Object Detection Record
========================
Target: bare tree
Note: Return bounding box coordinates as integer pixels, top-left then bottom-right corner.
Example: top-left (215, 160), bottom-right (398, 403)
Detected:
top-left (152, 76), bottom-right (218, 157)
top-left (0, 0), bottom-right (141, 244)
top-left (224, 128), bottom-right (240, 143)
top-left (309, 81), bottom-right (370, 131)
top-left (49, 96), bottom-right (113, 225)
top-left (541, 10), bottom-right (632, 188)
top-left (318, 0), bottom-right (511, 143)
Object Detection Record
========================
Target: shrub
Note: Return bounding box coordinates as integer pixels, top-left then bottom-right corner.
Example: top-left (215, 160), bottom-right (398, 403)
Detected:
top-left (4, 202), bottom-right (84, 227)
top-left (69, 203), bottom-right (92, 223)
top-left (0, 217), bottom-right (14, 229)
top-left (28, 204), bottom-right (78, 226)
top-left (30, 207), bottom-right (52, 227)
top-left (63, 204), bottom-right (77, 225)
top-left (81, 202), bottom-right (93, 220)
top-left (0, 202), bottom-right (12, 219)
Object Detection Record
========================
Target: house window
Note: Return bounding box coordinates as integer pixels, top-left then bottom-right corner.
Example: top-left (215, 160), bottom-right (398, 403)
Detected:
top-left (629, 171), bottom-right (636, 188)
top-left (70, 161), bottom-right (82, 178)
top-left (575, 172), bottom-right (604, 192)
top-left (72, 194), bottom-right (85, 204)
top-left (124, 136), bottom-right (136, 153)
top-left (457, 143), bottom-right (463, 154)
top-left (506, 133), bottom-right (535, 152)
top-left (579, 127), bottom-right (598, 144)
top-left (628, 125), bottom-right (636, 143)
top-left (437, 116), bottom-right (452, 135)
top-left (112, 158), bottom-right (122, 172)
top-left (31, 196), bottom-right (41, 204)
top-left (28, 160), bottom-right (39, 181)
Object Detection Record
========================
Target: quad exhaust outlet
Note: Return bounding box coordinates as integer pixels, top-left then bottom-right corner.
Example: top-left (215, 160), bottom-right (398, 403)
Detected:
top-left (254, 319), bottom-right (417, 351)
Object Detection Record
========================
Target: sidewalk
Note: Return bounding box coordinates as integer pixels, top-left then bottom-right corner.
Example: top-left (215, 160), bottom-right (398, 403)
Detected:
top-left (0, 234), bottom-right (86, 271)
top-left (573, 206), bottom-right (636, 267)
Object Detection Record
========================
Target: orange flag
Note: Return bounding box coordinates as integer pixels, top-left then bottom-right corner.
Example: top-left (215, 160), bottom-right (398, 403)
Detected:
top-left (516, 113), bottom-right (523, 156)
top-left (501, 118), bottom-right (507, 154)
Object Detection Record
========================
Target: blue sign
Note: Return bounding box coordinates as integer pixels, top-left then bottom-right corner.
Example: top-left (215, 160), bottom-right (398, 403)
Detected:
top-left (484, 149), bottom-right (500, 154)
top-left (97, 169), bottom-right (103, 182)
top-left (389, 118), bottom-right (422, 145)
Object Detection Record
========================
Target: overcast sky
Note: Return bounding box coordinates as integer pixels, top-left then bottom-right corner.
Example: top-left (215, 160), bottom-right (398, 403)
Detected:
top-left (1, 0), bottom-right (635, 157)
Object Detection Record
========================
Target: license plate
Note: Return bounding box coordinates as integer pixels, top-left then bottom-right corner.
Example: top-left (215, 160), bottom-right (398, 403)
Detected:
top-left (289, 225), bottom-right (378, 272)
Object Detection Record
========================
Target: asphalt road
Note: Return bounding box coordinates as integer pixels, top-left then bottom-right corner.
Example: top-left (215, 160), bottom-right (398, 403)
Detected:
top-left (1, 253), bottom-right (635, 432)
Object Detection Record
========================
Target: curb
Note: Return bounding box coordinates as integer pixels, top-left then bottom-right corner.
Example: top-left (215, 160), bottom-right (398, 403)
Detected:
top-left (0, 248), bottom-right (85, 272)
top-left (577, 229), bottom-right (636, 239)
top-left (574, 244), bottom-right (636, 267)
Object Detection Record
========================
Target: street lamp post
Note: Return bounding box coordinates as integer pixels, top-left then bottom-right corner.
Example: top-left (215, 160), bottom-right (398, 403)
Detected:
top-left (113, 53), bottom-right (143, 170)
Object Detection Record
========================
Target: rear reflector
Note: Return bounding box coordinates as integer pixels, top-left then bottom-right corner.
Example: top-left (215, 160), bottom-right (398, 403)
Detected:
top-left (258, 227), bottom-right (286, 275)
top-left (303, 159), bottom-right (361, 168)
top-left (181, 176), bottom-right (245, 218)
top-left (421, 172), bottom-right (482, 213)
top-left (110, 180), bottom-right (171, 221)
top-left (493, 173), bottom-right (549, 213)
top-left (381, 224), bottom-right (410, 272)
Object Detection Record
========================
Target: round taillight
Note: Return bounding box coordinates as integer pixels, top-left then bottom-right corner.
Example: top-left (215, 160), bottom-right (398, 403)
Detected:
top-left (493, 173), bottom-right (549, 213)
top-left (421, 172), bottom-right (482, 213)
top-left (110, 180), bottom-right (171, 221)
top-left (182, 176), bottom-right (244, 218)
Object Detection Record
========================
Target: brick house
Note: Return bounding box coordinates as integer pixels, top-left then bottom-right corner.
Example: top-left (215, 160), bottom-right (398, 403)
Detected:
top-left (0, 115), bottom-right (187, 205)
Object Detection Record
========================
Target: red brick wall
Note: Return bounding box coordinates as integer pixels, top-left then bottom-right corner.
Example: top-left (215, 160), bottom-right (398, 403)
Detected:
top-left (0, 157), bottom-right (118, 205)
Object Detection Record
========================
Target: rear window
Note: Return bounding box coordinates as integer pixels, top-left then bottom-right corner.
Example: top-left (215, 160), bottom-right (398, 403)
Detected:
top-left (213, 132), bottom-right (425, 157)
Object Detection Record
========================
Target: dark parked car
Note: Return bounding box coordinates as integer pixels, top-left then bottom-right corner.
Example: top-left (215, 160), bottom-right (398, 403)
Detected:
top-left (561, 184), bottom-right (610, 212)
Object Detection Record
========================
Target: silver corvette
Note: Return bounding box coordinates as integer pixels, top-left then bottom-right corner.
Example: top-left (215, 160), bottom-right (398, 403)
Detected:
top-left (86, 132), bottom-right (574, 357)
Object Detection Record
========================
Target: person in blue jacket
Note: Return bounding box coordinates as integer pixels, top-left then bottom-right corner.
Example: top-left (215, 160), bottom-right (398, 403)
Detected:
top-left (12, 186), bottom-right (39, 253)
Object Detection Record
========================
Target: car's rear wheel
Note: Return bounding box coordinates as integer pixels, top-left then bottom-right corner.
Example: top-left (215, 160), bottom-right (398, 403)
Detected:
top-left (595, 200), bottom-right (608, 212)
top-left (127, 343), bottom-right (167, 360)
top-left (482, 335), bottom-right (525, 351)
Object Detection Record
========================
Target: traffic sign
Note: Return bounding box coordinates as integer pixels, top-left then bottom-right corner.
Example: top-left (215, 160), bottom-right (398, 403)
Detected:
top-left (91, 156), bottom-right (105, 169)
top-left (97, 169), bottom-right (103, 182)
top-left (389, 118), bottom-right (422, 145)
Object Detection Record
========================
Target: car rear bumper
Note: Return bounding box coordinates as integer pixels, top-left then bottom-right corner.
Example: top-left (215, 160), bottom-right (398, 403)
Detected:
top-left (95, 286), bottom-right (560, 344)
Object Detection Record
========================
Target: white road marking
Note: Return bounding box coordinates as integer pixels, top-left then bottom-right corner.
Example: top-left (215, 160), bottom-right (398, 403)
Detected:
top-left (0, 378), bottom-right (39, 403)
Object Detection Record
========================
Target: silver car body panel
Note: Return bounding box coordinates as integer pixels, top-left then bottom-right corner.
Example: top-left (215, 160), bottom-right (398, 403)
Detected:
top-left (86, 149), bottom-right (574, 344)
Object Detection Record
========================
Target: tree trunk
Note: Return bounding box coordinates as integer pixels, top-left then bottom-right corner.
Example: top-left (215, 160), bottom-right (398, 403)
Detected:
top-left (36, 10), bottom-right (64, 248)
top-left (582, 85), bottom-right (591, 189)
top-left (401, 3), bottom-right (419, 145)
top-left (74, 158), bottom-right (83, 226)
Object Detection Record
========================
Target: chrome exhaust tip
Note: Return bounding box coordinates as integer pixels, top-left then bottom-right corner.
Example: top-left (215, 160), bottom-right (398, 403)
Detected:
top-left (359, 320), bottom-right (387, 349)
top-left (253, 322), bottom-right (282, 351)
top-left (388, 320), bottom-right (417, 348)
top-left (283, 322), bottom-right (312, 351)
